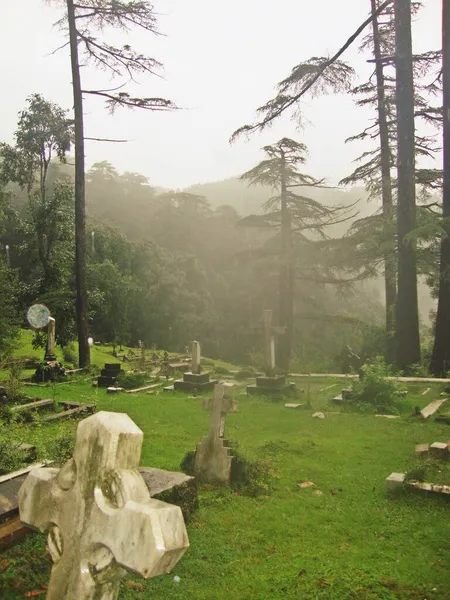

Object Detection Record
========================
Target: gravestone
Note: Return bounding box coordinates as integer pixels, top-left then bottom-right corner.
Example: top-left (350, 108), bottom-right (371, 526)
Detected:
top-left (202, 382), bottom-right (238, 438)
top-left (246, 309), bottom-right (296, 397)
top-left (194, 383), bottom-right (233, 484)
top-left (172, 341), bottom-right (218, 393)
top-left (45, 317), bottom-right (56, 361)
top-left (97, 363), bottom-right (122, 387)
top-left (19, 411), bottom-right (189, 600)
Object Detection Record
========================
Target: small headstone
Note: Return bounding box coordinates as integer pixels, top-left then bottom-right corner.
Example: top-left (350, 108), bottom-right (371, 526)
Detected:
top-left (45, 317), bottom-right (56, 361)
top-left (415, 443), bottom-right (430, 454)
top-left (19, 411), bottom-right (189, 599)
top-left (191, 341), bottom-right (201, 375)
top-left (386, 472), bottom-right (406, 491)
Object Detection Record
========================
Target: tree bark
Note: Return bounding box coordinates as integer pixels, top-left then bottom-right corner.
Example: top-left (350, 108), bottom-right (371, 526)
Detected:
top-left (67, 0), bottom-right (90, 367)
top-left (278, 151), bottom-right (294, 372)
top-left (371, 0), bottom-right (397, 365)
top-left (394, 0), bottom-right (420, 371)
top-left (430, 0), bottom-right (450, 376)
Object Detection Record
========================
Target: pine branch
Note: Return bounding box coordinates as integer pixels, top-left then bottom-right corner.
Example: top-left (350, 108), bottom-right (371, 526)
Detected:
top-left (82, 90), bottom-right (177, 112)
top-left (230, 0), bottom-right (394, 142)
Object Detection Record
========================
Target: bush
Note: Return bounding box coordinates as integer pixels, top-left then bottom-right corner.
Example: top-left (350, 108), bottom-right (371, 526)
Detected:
top-left (3, 359), bottom-right (25, 403)
top-left (62, 344), bottom-right (78, 368)
top-left (116, 371), bottom-right (147, 390)
top-left (47, 433), bottom-right (75, 466)
top-left (214, 366), bottom-right (230, 375)
top-left (351, 358), bottom-right (405, 414)
top-left (0, 419), bottom-right (27, 473)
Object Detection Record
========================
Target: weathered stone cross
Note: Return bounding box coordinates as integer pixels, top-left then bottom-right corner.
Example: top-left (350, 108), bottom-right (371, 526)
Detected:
top-left (261, 309), bottom-right (286, 377)
top-left (191, 340), bottom-right (201, 374)
top-left (194, 383), bottom-right (234, 484)
top-left (19, 411), bottom-right (189, 600)
top-left (202, 382), bottom-right (237, 438)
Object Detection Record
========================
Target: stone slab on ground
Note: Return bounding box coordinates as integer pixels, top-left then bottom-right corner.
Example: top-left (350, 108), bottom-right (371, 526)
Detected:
top-left (285, 403), bottom-right (303, 408)
top-left (408, 480), bottom-right (450, 495)
top-left (60, 401), bottom-right (96, 413)
top-left (415, 443), bottom-right (430, 454)
top-left (430, 442), bottom-right (448, 456)
top-left (10, 399), bottom-right (54, 413)
top-left (386, 472), bottom-right (406, 490)
top-left (106, 386), bottom-right (124, 394)
top-left (126, 383), bottom-right (160, 394)
top-left (332, 394), bottom-right (346, 404)
top-left (246, 381), bottom-right (296, 397)
top-left (375, 414), bottom-right (400, 419)
top-left (139, 467), bottom-right (198, 523)
top-left (420, 398), bottom-right (447, 419)
top-left (290, 373), bottom-right (450, 383)
top-left (43, 405), bottom-right (95, 422)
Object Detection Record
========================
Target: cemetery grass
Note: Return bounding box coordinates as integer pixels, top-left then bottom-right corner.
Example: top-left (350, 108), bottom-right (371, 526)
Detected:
top-left (1, 379), bottom-right (450, 599)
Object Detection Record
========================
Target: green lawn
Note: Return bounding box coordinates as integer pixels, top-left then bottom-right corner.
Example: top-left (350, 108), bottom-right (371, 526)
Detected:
top-left (1, 378), bottom-right (450, 599)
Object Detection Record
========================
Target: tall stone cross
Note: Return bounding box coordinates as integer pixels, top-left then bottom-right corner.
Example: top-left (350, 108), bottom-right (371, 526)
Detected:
top-left (202, 382), bottom-right (237, 439)
top-left (45, 317), bottom-right (56, 361)
top-left (191, 340), bottom-right (201, 374)
top-left (194, 383), bottom-right (234, 484)
top-left (19, 411), bottom-right (189, 600)
top-left (261, 309), bottom-right (286, 377)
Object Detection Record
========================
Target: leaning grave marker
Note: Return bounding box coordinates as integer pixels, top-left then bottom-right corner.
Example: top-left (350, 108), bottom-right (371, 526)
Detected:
top-left (194, 382), bottom-right (235, 484)
top-left (19, 411), bottom-right (189, 600)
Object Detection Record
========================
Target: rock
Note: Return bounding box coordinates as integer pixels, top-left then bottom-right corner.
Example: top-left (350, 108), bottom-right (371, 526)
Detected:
top-left (312, 412), bottom-right (325, 419)
top-left (297, 481), bottom-right (315, 489)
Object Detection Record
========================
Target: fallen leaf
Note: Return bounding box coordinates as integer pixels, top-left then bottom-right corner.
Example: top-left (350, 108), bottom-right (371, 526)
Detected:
top-left (126, 581), bottom-right (144, 591)
top-left (23, 591), bottom-right (46, 598)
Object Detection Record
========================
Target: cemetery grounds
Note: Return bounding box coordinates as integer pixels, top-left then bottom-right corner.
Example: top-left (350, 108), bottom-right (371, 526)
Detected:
top-left (0, 340), bottom-right (449, 599)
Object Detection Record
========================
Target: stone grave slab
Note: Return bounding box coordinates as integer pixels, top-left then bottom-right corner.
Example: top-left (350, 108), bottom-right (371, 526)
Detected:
top-left (11, 399), bottom-right (54, 413)
top-left (19, 411), bottom-right (189, 599)
top-left (415, 443), bottom-right (430, 454)
top-left (430, 442), bottom-right (448, 456)
top-left (420, 398), bottom-right (447, 419)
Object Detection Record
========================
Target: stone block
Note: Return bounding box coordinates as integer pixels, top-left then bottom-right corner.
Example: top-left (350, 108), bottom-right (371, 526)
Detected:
top-left (173, 379), bottom-right (218, 393)
top-left (97, 376), bottom-right (116, 387)
top-left (255, 375), bottom-right (286, 389)
top-left (285, 403), bottom-right (303, 409)
top-left (332, 394), bottom-right (346, 404)
top-left (415, 443), bottom-right (429, 454)
top-left (386, 472), bottom-right (406, 490)
top-left (104, 363), bottom-right (122, 372)
top-left (107, 387), bottom-right (124, 394)
top-left (183, 372), bottom-right (211, 384)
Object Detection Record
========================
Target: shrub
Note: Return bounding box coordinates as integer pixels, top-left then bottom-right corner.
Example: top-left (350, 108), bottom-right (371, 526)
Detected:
top-left (351, 358), bottom-right (405, 414)
top-left (62, 344), bottom-right (78, 368)
top-left (47, 433), bottom-right (75, 466)
top-left (214, 366), bottom-right (230, 375)
top-left (116, 371), bottom-right (147, 390)
top-left (3, 359), bottom-right (25, 403)
top-left (235, 369), bottom-right (255, 380)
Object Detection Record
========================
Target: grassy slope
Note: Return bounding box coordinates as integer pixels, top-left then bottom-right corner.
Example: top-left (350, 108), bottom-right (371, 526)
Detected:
top-left (1, 378), bottom-right (450, 599)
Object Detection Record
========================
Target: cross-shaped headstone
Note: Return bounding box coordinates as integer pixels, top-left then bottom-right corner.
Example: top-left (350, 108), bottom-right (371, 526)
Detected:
top-left (194, 383), bottom-right (233, 484)
top-left (19, 411), bottom-right (189, 600)
top-left (202, 383), bottom-right (237, 439)
top-left (191, 340), bottom-right (201, 374)
top-left (45, 317), bottom-right (56, 361)
top-left (261, 309), bottom-right (286, 376)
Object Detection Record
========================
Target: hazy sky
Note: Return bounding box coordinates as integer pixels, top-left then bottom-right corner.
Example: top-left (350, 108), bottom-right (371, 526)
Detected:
top-left (1, 1), bottom-right (441, 189)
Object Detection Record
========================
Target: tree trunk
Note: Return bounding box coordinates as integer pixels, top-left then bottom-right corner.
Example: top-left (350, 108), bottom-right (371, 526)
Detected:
top-left (430, 0), bottom-right (450, 376)
top-left (67, 0), bottom-right (90, 367)
top-left (278, 151), bottom-right (294, 372)
top-left (394, 0), bottom-right (420, 371)
top-left (371, 0), bottom-right (397, 365)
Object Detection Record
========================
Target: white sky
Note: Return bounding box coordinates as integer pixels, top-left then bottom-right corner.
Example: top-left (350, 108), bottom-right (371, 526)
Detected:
top-left (0, 0), bottom-right (441, 189)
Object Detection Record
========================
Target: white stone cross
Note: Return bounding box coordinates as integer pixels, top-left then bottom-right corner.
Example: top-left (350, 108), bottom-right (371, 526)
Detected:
top-left (261, 309), bottom-right (286, 376)
top-left (191, 340), bottom-right (201, 374)
top-left (202, 383), bottom-right (237, 438)
top-left (45, 317), bottom-right (56, 360)
top-left (19, 411), bottom-right (189, 600)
